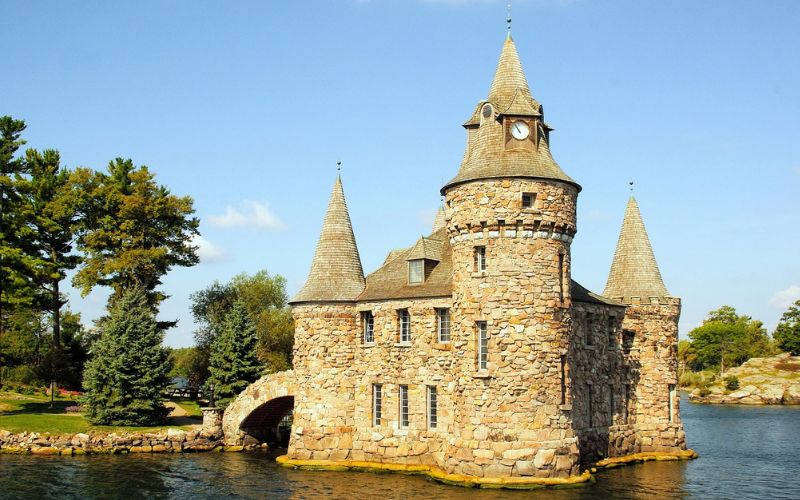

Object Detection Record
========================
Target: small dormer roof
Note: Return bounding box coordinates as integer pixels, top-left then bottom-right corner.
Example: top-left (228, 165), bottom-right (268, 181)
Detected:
top-left (405, 236), bottom-right (443, 262)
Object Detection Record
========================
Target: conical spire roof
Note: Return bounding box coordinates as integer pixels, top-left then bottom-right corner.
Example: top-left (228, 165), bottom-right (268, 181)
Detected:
top-left (488, 37), bottom-right (540, 115)
top-left (432, 206), bottom-right (446, 232)
top-left (442, 36), bottom-right (578, 193)
top-left (290, 175), bottom-right (365, 303)
top-left (604, 196), bottom-right (670, 302)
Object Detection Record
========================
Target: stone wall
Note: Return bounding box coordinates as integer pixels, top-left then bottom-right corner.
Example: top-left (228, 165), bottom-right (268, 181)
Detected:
top-left (0, 428), bottom-right (247, 455)
top-left (222, 370), bottom-right (296, 445)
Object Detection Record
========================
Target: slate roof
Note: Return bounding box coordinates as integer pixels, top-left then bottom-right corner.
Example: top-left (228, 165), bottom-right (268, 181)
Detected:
top-left (290, 176), bottom-right (365, 303)
top-left (604, 196), bottom-right (671, 302)
top-left (443, 37), bottom-right (579, 193)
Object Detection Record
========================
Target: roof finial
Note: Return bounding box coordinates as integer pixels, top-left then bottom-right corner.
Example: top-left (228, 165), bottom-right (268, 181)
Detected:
top-left (337, 160), bottom-right (342, 174)
top-left (506, 2), bottom-right (512, 39)
top-left (629, 180), bottom-right (634, 193)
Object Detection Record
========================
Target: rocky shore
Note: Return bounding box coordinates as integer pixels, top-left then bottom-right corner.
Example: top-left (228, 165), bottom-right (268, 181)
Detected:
top-left (0, 428), bottom-right (262, 455)
top-left (689, 353), bottom-right (800, 404)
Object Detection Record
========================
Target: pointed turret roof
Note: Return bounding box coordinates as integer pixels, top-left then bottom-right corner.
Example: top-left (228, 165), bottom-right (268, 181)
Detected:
top-left (290, 175), bottom-right (365, 303)
top-left (432, 206), bottom-right (446, 232)
top-left (442, 37), bottom-right (578, 194)
top-left (488, 37), bottom-right (541, 116)
top-left (604, 196), bottom-right (670, 302)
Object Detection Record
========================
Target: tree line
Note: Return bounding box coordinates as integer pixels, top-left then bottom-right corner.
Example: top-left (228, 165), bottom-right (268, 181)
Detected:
top-left (679, 302), bottom-right (800, 380)
top-left (1, 115), bottom-right (294, 424)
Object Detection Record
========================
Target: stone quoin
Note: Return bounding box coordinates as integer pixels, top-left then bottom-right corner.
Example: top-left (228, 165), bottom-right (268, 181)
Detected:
top-left (224, 32), bottom-right (694, 488)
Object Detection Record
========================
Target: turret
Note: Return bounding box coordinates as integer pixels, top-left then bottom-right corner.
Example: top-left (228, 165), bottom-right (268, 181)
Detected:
top-left (605, 195), bottom-right (686, 453)
top-left (440, 36), bottom-right (582, 478)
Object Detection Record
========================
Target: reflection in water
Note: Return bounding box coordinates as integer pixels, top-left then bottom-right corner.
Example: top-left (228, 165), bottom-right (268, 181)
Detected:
top-left (2, 396), bottom-right (799, 499)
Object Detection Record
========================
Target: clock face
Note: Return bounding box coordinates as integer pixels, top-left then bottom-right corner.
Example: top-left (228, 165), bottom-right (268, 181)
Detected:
top-left (511, 120), bottom-right (530, 140)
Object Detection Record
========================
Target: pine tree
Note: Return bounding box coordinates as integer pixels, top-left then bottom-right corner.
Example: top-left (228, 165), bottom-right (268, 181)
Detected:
top-left (82, 287), bottom-right (171, 425)
top-left (208, 299), bottom-right (261, 403)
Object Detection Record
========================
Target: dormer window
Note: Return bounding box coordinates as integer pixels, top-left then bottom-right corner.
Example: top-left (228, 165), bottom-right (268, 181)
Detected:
top-left (409, 259), bottom-right (424, 284)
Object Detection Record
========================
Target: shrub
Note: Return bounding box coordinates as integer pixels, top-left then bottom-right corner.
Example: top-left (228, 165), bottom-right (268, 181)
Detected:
top-left (698, 387), bottom-right (711, 397)
top-left (679, 371), bottom-right (704, 388)
top-left (724, 375), bottom-right (740, 391)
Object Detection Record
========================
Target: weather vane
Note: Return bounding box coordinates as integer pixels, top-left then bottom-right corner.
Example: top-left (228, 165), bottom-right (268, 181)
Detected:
top-left (507, 3), bottom-right (512, 36)
top-left (337, 161), bottom-right (341, 173)
top-left (629, 180), bottom-right (635, 192)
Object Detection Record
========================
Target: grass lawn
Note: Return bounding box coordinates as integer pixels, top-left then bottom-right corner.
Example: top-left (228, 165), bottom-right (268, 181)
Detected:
top-left (0, 391), bottom-right (201, 435)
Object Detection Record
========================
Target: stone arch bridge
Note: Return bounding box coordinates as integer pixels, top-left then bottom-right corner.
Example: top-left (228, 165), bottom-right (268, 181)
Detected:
top-left (222, 370), bottom-right (296, 445)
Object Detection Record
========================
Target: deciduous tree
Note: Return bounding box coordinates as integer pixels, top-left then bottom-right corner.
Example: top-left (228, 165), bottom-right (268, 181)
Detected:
top-left (688, 306), bottom-right (772, 373)
top-left (774, 300), bottom-right (800, 355)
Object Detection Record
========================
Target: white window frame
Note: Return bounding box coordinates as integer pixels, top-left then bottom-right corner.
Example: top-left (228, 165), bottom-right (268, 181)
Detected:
top-left (477, 321), bottom-right (488, 371)
top-left (408, 259), bottom-right (424, 284)
top-left (399, 309), bottom-right (411, 343)
top-left (437, 308), bottom-right (450, 343)
top-left (372, 384), bottom-right (382, 426)
top-left (362, 311), bottom-right (374, 344)
top-left (427, 385), bottom-right (438, 429)
top-left (399, 384), bottom-right (409, 428)
top-left (669, 384), bottom-right (676, 423)
top-left (474, 246), bottom-right (486, 272)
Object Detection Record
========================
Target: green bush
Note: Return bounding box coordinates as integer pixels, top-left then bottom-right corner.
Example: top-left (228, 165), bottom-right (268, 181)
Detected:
top-left (679, 371), bottom-right (704, 388)
top-left (724, 375), bottom-right (740, 391)
top-left (698, 387), bottom-right (711, 397)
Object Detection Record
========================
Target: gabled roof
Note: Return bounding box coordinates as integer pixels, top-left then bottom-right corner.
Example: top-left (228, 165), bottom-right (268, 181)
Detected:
top-left (290, 176), bottom-right (365, 303)
top-left (603, 196), bottom-right (671, 302)
top-left (406, 236), bottom-right (443, 262)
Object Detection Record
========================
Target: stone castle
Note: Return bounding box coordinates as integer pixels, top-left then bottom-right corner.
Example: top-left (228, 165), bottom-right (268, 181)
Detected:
top-left (274, 34), bottom-right (691, 485)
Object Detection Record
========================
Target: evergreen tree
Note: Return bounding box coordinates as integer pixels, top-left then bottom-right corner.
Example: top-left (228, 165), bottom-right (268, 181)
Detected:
top-left (774, 300), bottom-right (800, 355)
top-left (208, 299), bottom-right (261, 403)
top-left (82, 287), bottom-right (171, 425)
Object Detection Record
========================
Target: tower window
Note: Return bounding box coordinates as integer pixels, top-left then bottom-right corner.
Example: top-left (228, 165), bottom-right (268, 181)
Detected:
top-left (558, 253), bottom-right (565, 303)
top-left (477, 321), bottom-right (489, 371)
top-left (372, 384), bottom-right (383, 426)
top-left (474, 246), bottom-right (486, 272)
top-left (399, 385), bottom-right (409, 428)
top-left (669, 384), bottom-right (676, 423)
top-left (622, 329), bottom-right (635, 352)
top-left (408, 259), bottom-right (424, 284)
top-left (437, 308), bottom-right (451, 343)
top-left (362, 311), bottom-right (374, 344)
top-left (398, 309), bottom-right (411, 343)
top-left (586, 314), bottom-right (594, 346)
top-left (427, 386), bottom-right (438, 429)
top-left (522, 192), bottom-right (537, 209)
top-left (560, 355), bottom-right (567, 405)
top-left (481, 103), bottom-right (493, 119)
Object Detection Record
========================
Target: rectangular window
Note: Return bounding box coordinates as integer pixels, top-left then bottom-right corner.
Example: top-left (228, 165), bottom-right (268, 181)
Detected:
top-left (586, 314), bottom-right (594, 346)
top-left (408, 259), bottom-right (424, 284)
top-left (362, 311), bottom-right (374, 344)
top-left (669, 384), bottom-right (676, 423)
top-left (522, 192), bottom-right (536, 209)
top-left (587, 385), bottom-right (593, 428)
top-left (622, 329), bottom-right (635, 352)
top-left (398, 309), bottom-right (411, 343)
top-left (477, 321), bottom-right (489, 371)
top-left (437, 308), bottom-right (451, 343)
top-left (558, 253), bottom-right (565, 302)
top-left (624, 385), bottom-right (630, 424)
top-left (609, 386), bottom-right (615, 426)
top-left (372, 384), bottom-right (382, 426)
top-left (560, 355), bottom-right (567, 405)
top-left (608, 317), bottom-right (616, 348)
top-left (474, 246), bottom-right (486, 272)
top-left (399, 385), bottom-right (409, 428)
top-left (427, 386), bottom-right (438, 429)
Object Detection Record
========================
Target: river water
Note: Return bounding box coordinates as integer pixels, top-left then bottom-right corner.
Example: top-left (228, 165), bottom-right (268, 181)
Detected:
top-left (1, 397), bottom-right (799, 499)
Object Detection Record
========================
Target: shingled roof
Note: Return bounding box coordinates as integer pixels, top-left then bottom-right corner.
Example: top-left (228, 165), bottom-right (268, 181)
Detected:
top-left (443, 37), bottom-right (578, 193)
top-left (357, 226), bottom-right (616, 306)
top-left (604, 196), bottom-right (671, 302)
top-left (290, 176), bottom-right (365, 303)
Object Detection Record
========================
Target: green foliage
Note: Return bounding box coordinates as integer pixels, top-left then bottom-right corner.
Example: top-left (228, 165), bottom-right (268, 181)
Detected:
top-left (191, 270), bottom-right (294, 374)
top-left (208, 299), bottom-right (261, 403)
top-left (688, 305), bottom-right (773, 372)
top-left (168, 347), bottom-right (209, 392)
top-left (774, 300), bottom-right (800, 355)
top-left (72, 158), bottom-right (199, 320)
top-left (724, 375), bottom-right (740, 391)
top-left (82, 287), bottom-right (171, 425)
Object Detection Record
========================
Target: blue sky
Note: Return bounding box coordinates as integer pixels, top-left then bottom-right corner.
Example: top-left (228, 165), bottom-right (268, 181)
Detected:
top-left (2, 0), bottom-right (798, 346)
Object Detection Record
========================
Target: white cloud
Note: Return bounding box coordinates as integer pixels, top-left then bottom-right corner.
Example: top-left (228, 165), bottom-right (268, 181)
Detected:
top-left (192, 235), bottom-right (225, 263)
top-left (208, 201), bottom-right (286, 230)
top-left (769, 285), bottom-right (800, 309)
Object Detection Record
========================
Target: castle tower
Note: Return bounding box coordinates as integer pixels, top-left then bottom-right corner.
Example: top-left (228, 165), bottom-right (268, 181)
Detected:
top-left (440, 36), bottom-right (583, 478)
top-left (288, 175), bottom-right (364, 460)
top-left (604, 196), bottom-right (687, 453)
